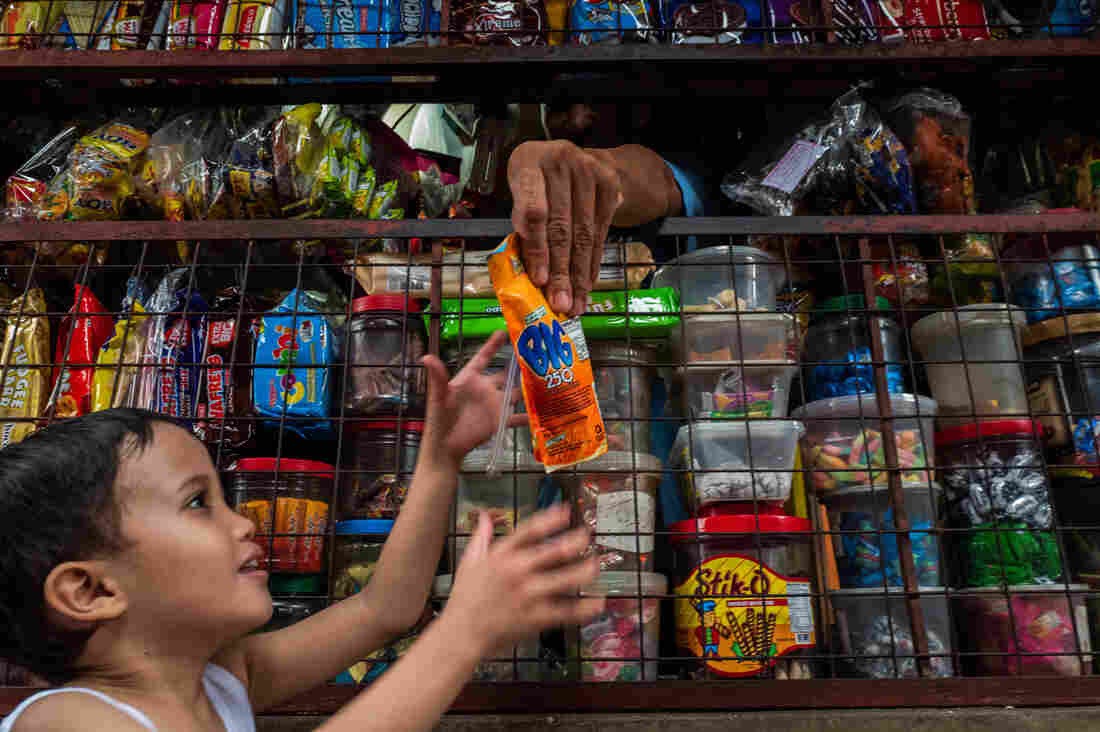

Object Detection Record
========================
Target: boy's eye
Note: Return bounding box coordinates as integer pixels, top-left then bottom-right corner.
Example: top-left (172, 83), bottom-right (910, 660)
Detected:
top-left (186, 491), bottom-right (209, 510)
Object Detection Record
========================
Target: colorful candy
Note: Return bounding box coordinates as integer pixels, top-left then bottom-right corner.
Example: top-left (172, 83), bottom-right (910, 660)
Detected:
top-left (807, 428), bottom-right (930, 492)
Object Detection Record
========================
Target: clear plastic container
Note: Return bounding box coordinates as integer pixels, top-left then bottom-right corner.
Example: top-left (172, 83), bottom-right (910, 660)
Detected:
top-left (1022, 313), bottom-right (1100, 469)
top-left (339, 421), bottom-right (422, 520)
top-left (445, 337), bottom-right (531, 452)
top-left (670, 312), bottom-right (799, 366)
top-left (802, 295), bottom-right (907, 403)
top-left (330, 519), bottom-right (394, 600)
top-left (936, 420), bottom-right (1061, 588)
top-left (831, 587), bottom-right (954, 678)
top-left (566, 571), bottom-right (665, 682)
top-left (793, 394), bottom-right (937, 495)
top-left (677, 361), bottom-right (798, 420)
top-left (822, 483), bottom-right (942, 589)
top-left (228, 458), bottom-right (334, 574)
top-left (345, 295), bottom-right (428, 417)
top-left (670, 515), bottom-right (816, 679)
top-left (450, 449), bottom-right (541, 571)
top-left (910, 304), bottom-right (1028, 425)
top-left (670, 420), bottom-right (804, 511)
top-left (652, 245), bottom-right (785, 311)
top-left (557, 451), bottom-right (662, 572)
top-left (953, 585), bottom-right (1092, 676)
top-left (432, 575), bottom-right (539, 681)
top-left (590, 341), bottom-right (659, 454)
top-left (1003, 232), bottom-right (1100, 324)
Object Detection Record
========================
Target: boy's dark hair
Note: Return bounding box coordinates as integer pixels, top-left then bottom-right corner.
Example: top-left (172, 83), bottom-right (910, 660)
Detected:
top-left (0, 408), bottom-right (182, 684)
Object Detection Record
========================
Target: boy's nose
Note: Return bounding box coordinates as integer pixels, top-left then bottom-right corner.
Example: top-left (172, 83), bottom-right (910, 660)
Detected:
top-left (231, 507), bottom-right (258, 541)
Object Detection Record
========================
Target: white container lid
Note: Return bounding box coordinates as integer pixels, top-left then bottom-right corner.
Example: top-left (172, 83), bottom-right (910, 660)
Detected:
top-left (911, 304), bottom-right (1026, 352)
top-left (791, 393), bottom-right (938, 421)
top-left (831, 586), bottom-right (946, 597)
top-left (672, 419), bottom-right (805, 445)
top-left (677, 361), bottom-right (799, 375)
top-left (582, 571), bottom-right (668, 596)
top-left (588, 341), bottom-right (662, 364)
top-left (559, 450), bottom-right (662, 473)
top-left (657, 244), bottom-right (779, 267)
top-left (822, 481), bottom-right (942, 501)
top-left (954, 584), bottom-right (1089, 594)
top-left (462, 449), bottom-right (542, 473)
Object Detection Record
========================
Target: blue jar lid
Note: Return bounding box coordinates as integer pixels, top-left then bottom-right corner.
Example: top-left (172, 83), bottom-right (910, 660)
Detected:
top-left (335, 519), bottom-right (395, 535)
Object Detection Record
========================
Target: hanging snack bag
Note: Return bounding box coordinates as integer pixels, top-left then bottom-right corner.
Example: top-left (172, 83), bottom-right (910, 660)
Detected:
top-left (194, 286), bottom-right (255, 451)
top-left (0, 289), bottom-right (50, 447)
top-left (902, 0), bottom-right (989, 40)
top-left (218, 0), bottom-right (287, 49)
top-left (569, 0), bottom-right (652, 44)
top-left (165, 0), bottom-right (226, 48)
top-left (663, 0), bottom-right (761, 44)
top-left (291, 0), bottom-right (440, 49)
top-left (93, 0), bottom-right (166, 49)
top-left (0, 0), bottom-right (62, 49)
top-left (50, 284), bottom-right (113, 418)
top-left (451, 0), bottom-right (547, 45)
top-left (5, 126), bottom-right (79, 220)
top-left (487, 234), bottom-right (607, 471)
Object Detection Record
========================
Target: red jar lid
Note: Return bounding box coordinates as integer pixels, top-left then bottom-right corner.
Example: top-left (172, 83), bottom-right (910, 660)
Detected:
top-left (935, 419), bottom-right (1044, 447)
top-left (697, 502), bottom-right (788, 519)
top-left (352, 294), bottom-right (422, 314)
top-left (344, 420), bottom-right (425, 433)
top-left (669, 514), bottom-right (812, 543)
top-left (234, 458), bottom-right (335, 479)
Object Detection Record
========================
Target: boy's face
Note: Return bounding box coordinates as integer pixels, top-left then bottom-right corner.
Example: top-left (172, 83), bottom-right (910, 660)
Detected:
top-left (109, 423), bottom-right (272, 647)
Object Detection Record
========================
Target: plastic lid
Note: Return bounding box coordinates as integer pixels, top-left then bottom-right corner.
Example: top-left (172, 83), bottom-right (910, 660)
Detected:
top-left (830, 586), bottom-right (945, 596)
top-left (269, 574), bottom-right (325, 595)
top-left (234, 458), bottom-right (335, 479)
top-left (935, 419), bottom-right (1044, 447)
top-left (822, 481), bottom-right (941, 501)
top-left (669, 514), bottom-right (812, 542)
top-left (462, 449), bottom-right (542, 472)
top-left (816, 295), bottom-right (892, 314)
top-left (673, 419), bottom-right (804, 443)
top-left (344, 420), bottom-right (425, 433)
top-left (955, 584), bottom-right (1088, 594)
top-left (335, 519), bottom-right (395, 535)
top-left (698, 502), bottom-right (788, 518)
top-left (660, 245), bottom-right (778, 267)
top-left (911, 304), bottom-right (1025, 349)
top-left (791, 393), bottom-right (937, 421)
top-left (559, 450), bottom-right (663, 473)
top-left (582, 571), bottom-right (668, 595)
top-left (352, 294), bottom-right (422, 314)
top-left (588, 340), bottom-right (661, 364)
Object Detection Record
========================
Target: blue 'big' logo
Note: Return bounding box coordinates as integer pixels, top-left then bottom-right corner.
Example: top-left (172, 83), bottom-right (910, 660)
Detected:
top-left (517, 320), bottom-right (574, 378)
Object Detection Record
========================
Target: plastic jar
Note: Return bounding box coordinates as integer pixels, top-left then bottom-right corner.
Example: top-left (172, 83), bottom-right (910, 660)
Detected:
top-left (802, 295), bottom-right (906, 402)
top-left (557, 451), bottom-right (663, 572)
top-left (670, 420), bottom-right (804, 513)
top-left (953, 585), bottom-right (1092, 676)
top-left (228, 458), bottom-right (334, 574)
top-left (344, 295), bottom-right (428, 417)
top-left (670, 515), bottom-right (816, 679)
top-left (936, 420), bottom-right (1061, 587)
top-left (589, 341), bottom-right (659, 454)
top-left (339, 421), bottom-right (422, 520)
top-left (1022, 313), bottom-right (1100, 469)
top-left (821, 483), bottom-right (942, 589)
top-left (432, 575), bottom-right (539, 681)
top-left (566, 571), bottom-right (665, 682)
top-left (670, 312), bottom-right (799, 366)
top-left (331, 519), bottom-right (394, 600)
top-left (830, 588), bottom-right (953, 678)
top-left (792, 394), bottom-right (937, 495)
top-left (652, 245), bottom-right (785, 312)
top-left (450, 449), bottom-right (541, 571)
top-left (678, 361), bottom-right (798, 420)
top-left (910, 304), bottom-right (1028, 425)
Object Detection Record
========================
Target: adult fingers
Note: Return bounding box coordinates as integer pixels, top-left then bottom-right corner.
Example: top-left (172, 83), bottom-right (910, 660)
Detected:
top-left (588, 166), bottom-right (623, 316)
top-left (497, 503), bottom-right (571, 553)
top-left (567, 159), bottom-right (598, 318)
top-left (543, 157), bottom-right (574, 315)
top-left (510, 162), bottom-right (551, 287)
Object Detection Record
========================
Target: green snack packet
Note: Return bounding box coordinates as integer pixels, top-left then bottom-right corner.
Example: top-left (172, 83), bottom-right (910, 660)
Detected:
top-left (352, 165), bottom-right (377, 217)
top-left (369, 179), bottom-right (399, 219)
top-left (434, 288), bottom-right (681, 343)
top-left (961, 521), bottom-right (1063, 587)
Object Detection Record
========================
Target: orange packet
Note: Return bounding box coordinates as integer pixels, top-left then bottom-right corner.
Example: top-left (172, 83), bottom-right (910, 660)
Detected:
top-left (487, 234), bottom-right (608, 472)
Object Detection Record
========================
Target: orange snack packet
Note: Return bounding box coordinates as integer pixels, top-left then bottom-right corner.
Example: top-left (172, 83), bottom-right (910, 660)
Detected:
top-left (488, 234), bottom-right (608, 471)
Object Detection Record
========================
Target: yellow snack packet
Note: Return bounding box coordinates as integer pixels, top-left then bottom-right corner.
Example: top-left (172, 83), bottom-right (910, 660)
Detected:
top-left (0, 289), bottom-right (50, 447)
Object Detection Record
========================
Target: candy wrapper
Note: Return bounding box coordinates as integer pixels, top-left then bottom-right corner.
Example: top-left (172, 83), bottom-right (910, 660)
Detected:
top-left (942, 445), bottom-right (1054, 530)
top-left (218, 0), bottom-right (287, 49)
top-left (437, 288), bottom-right (680, 343)
top-left (0, 289), bottom-right (50, 447)
top-left (252, 288), bottom-right (339, 439)
top-left (272, 104), bottom-right (335, 209)
top-left (830, 0), bottom-right (877, 43)
top-left (92, 278), bottom-right (151, 411)
top-left (49, 284), bottom-right (113, 418)
top-left (194, 287), bottom-right (255, 451)
top-left (958, 522), bottom-right (1062, 586)
top-left (5, 126), bottom-right (79, 221)
top-left (58, 0), bottom-right (111, 47)
top-left (136, 269), bottom-right (208, 424)
top-left (902, 0), bottom-right (990, 40)
top-left (838, 509), bottom-right (940, 588)
top-left (663, 0), bottom-right (762, 44)
top-left (766, 0), bottom-right (816, 43)
top-left (847, 93), bottom-right (917, 215)
top-left (487, 233), bottom-right (607, 472)
top-left (849, 616), bottom-right (952, 679)
top-left (165, 0), bottom-right (227, 48)
top-left (290, 0), bottom-right (440, 49)
top-left (450, 0), bottom-right (547, 45)
top-left (570, 0), bottom-right (653, 44)
top-left (0, 0), bottom-right (63, 48)
top-left (93, 0), bottom-right (167, 49)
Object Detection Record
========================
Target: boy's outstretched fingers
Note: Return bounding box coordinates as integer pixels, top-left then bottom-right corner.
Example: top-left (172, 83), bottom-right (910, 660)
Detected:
top-left (463, 510), bottom-right (494, 563)
top-left (521, 526), bottom-right (592, 572)
top-left (524, 555), bottom-right (601, 599)
top-left (465, 330), bottom-right (512, 375)
top-left (499, 504), bottom-right (572, 551)
top-left (421, 354), bottom-right (451, 408)
top-left (532, 595), bottom-right (607, 628)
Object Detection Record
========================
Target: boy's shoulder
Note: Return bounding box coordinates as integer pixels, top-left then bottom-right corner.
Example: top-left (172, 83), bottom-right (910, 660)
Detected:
top-left (6, 690), bottom-right (152, 732)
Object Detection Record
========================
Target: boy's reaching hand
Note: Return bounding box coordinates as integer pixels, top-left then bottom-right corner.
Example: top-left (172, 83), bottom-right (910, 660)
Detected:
top-left (420, 330), bottom-right (527, 468)
top-left (440, 504), bottom-right (605, 660)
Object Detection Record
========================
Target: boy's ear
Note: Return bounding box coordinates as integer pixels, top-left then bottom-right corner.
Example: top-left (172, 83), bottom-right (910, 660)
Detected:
top-left (43, 562), bottom-right (128, 630)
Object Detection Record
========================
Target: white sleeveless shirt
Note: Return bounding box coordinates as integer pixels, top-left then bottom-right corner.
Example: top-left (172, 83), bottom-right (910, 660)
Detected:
top-left (0, 664), bottom-right (255, 732)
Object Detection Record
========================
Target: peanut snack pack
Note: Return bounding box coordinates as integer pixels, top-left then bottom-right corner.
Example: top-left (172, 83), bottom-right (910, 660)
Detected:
top-left (487, 234), bottom-right (607, 472)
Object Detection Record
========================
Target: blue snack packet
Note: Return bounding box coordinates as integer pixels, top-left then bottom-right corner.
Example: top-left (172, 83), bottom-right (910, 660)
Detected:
top-left (252, 289), bottom-right (337, 439)
top-left (138, 269), bottom-right (209, 426)
top-left (569, 0), bottom-right (653, 44)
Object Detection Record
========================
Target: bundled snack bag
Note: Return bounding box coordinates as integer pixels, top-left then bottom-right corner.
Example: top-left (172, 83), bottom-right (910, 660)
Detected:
top-left (50, 284), bottom-right (113, 418)
top-left (0, 289), bottom-right (50, 447)
top-left (5, 127), bottom-right (79, 220)
top-left (92, 279), bottom-right (151, 412)
top-left (194, 286), bottom-right (255, 450)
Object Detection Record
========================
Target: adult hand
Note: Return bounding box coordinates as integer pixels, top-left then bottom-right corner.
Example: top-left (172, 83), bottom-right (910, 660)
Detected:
top-left (508, 140), bottom-right (623, 317)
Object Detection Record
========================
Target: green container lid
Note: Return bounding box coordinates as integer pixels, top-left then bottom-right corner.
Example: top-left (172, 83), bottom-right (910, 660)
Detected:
top-left (269, 574), bottom-right (325, 596)
top-left (812, 295), bottom-right (892, 323)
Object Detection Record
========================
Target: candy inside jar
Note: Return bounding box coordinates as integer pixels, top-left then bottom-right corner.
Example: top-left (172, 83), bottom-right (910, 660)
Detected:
top-left (589, 341), bottom-right (659, 453)
top-left (567, 572), bottom-right (665, 682)
top-left (344, 295), bottom-right (427, 417)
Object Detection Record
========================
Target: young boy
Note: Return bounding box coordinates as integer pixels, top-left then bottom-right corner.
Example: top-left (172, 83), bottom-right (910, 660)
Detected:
top-left (0, 331), bottom-right (604, 731)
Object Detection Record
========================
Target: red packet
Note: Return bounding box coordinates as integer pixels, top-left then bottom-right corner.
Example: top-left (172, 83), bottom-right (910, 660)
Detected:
top-left (904, 0), bottom-right (990, 40)
top-left (52, 284), bottom-right (113, 418)
top-left (166, 0), bottom-right (227, 48)
top-left (870, 0), bottom-right (904, 41)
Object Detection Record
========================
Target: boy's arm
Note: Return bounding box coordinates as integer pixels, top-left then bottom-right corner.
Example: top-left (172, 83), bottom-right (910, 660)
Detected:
top-left (215, 332), bottom-right (522, 712)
